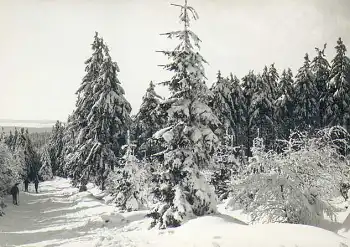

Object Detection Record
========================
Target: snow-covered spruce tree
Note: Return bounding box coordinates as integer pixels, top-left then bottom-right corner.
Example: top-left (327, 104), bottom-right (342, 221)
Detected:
top-left (228, 127), bottom-right (349, 225)
top-left (59, 114), bottom-right (75, 178)
top-left (106, 131), bottom-right (147, 211)
top-left (64, 33), bottom-right (104, 187)
top-left (8, 129), bottom-right (18, 152)
top-left (210, 132), bottom-right (242, 201)
top-left (29, 132), bottom-right (51, 153)
top-left (262, 63), bottom-right (280, 101)
top-left (293, 53), bottom-right (319, 131)
top-left (0, 143), bottom-right (23, 215)
top-left (133, 81), bottom-right (165, 159)
top-left (311, 44), bottom-right (330, 128)
top-left (209, 72), bottom-right (245, 148)
top-left (66, 32), bottom-right (132, 190)
top-left (242, 71), bottom-right (275, 154)
top-left (48, 120), bottom-right (65, 176)
top-left (241, 71), bottom-right (257, 157)
top-left (210, 71), bottom-right (236, 136)
top-left (262, 64), bottom-right (279, 148)
top-left (38, 145), bottom-right (53, 181)
top-left (148, 0), bottom-right (219, 229)
top-left (326, 38), bottom-right (350, 130)
top-left (0, 127), bottom-right (5, 143)
top-left (4, 131), bottom-right (14, 151)
top-left (275, 68), bottom-right (295, 139)
top-left (228, 73), bottom-right (246, 147)
top-left (11, 128), bottom-right (40, 180)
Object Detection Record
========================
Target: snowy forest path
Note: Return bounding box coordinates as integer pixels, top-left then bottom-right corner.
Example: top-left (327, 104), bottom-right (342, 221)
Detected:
top-left (0, 178), bottom-right (120, 247)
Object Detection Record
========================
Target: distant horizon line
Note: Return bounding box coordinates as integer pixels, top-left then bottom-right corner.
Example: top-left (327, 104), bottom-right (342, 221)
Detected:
top-left (0, 119), bottom-right (61, 124)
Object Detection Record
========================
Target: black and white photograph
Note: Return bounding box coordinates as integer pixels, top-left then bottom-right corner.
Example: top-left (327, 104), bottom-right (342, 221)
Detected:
top-left (0, 0), bottom-right (350, 246)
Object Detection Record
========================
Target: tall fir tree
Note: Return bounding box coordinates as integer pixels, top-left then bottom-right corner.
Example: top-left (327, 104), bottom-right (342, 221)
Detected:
top-left (12, 128), bottom-right (40, 180)
top-left (242, 71), bottom-right (274, 154)
top-left (48, 121), bottom-right (65, 176)
top-left (65, 32), bottom-right (131, 190)
top-left (149, 0), bottom-right (219, 229)
top-left (262, 63), bottom-right (280, 100)
top-left (60, 113), bottom-right (77, 178)
top-left (275, 68), bottom-right (295, 139)
top-left (133, 81), bottom-right (164, 159)
top-left (293, 53), bottom-right (319, 131)
top-left (326, 38), bottom-right (350, 130)
top-left (242, 71), bottom-right (257, 156)
top-left (4, 131), bottom-right (13, 149)
top-left (210, 71), bottom-right (236, 137)
top-left (0, 127), bottom-right (5, 143)
top-left (311, 44), bottom-right (330, 128)
top-left (39, 145), bottom-right (53, 181)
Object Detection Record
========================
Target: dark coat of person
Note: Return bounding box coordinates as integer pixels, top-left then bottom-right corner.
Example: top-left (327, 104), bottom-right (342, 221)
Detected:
top-left (34, 178), bottom-right (39, 193)
top-left (10, 183), bottom-right (19, 205)
top-left (24, 178), bottom-right (29, 192)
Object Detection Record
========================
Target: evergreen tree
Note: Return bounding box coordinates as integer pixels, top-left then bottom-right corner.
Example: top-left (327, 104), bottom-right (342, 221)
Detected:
top-left (39, 145), bottom-right (53, 181)
top-left (133, 81), bottom-right (164, 159)
top-left (275, 68), bottom-right (295, 139)
top-left (48, 121), bottom-right (65, 175)
top-left (242, 71), bottom-right (257, 156)
top-left (148, 0), bottom-right (219, 229)
top-left (106, 131), bottom-right (144, 211)
top-left (210, 71), bottom-right (235, 136)
top-left (262, 64), bottom-right (280, 147)
top-left (60, 113), bottom-right (77, 178)
top-left (209, 72), bottom-right (245, 147)
top-left (293, 53), bottom-right (318, 130)
top-left (228, 73), bottom-right (246, 147)
top-left (0, 127), bottom-right (5, 143)
top-left (0, 142), bottom-right (24, 214)
top-left (10, 128), bottom-right (40, 180)
top-left (311, 44), bottom-right (330, 127)
top-left (242, 71), bottom-right (274, 154)
top-left (4, 131), bottom-right (13, 149)
top-left (262, 63), bottom-right (280, 100)
top-left (210, 132), bottom-right (242, 201)
top-left (326, 38), bottom-right (350, 130)
top-left (66, 32), bottom-right (132, 190)
top-left (12, 128), bottom-right (19, 152)
top-left (269, 63), bottom-right (280, 99)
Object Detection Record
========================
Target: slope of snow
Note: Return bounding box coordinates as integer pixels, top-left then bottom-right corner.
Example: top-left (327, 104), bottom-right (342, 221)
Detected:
top-left (0, 177), bottom-right (349, 247)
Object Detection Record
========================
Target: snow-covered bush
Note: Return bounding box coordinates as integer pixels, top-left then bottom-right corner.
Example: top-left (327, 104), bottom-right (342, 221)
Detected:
top-left (227, 127), bottom-right (349, 226)
top-left (0, 143), bottom-right (23, 193)
top-left (210, 136), bottom-right (244, 201)
top-left (106, 135), bottom-right (150, 211)
top-left (0, 143), bottom-right (24, 214)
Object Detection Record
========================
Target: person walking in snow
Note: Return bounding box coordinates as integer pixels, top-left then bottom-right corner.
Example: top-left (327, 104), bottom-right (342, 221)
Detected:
top-left (34, 177), bottom-right (39, 193)
top-left (24, 178), bottom-right (29, 192)
top-left (10, 183), bottom-right (20, 205)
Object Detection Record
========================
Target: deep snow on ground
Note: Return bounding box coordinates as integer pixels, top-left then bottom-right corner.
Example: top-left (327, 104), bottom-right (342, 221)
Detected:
top-left (0, 177), bottom-right (350, 247)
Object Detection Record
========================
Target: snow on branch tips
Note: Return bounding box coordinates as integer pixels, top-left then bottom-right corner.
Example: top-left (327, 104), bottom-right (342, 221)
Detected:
top-left (227, 127), bottom-right (350, 226)
top-left (148, 0), bottom-right (219, 229)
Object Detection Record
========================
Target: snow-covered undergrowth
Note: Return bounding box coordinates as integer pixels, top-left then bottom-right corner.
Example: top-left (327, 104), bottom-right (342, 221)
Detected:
top-left (227, 128), bottom-right (350, 226)
top-left (0, 177), bottom-right (349, 247)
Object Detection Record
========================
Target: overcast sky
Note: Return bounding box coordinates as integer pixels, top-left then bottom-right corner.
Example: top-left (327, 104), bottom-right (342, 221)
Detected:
top-left (0, 0), bottom-right (349, 122)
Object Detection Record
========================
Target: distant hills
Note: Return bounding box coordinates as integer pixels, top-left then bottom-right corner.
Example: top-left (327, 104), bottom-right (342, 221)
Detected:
top-left (0, 119), bottom-right (57, 133)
